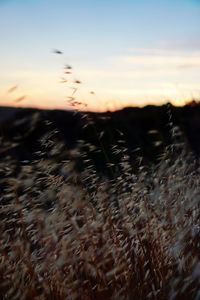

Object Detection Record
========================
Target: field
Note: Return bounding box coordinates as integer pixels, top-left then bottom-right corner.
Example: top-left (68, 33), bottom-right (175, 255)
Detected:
top-left (0, 104), bottom-right (200, 299)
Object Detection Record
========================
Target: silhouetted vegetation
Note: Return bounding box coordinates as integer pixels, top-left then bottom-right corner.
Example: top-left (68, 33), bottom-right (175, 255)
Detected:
top-left (1, 103), bottom-right (200, 299)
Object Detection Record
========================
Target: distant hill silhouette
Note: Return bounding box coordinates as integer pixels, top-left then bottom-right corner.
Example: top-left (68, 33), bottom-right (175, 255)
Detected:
top-left (0, 103), bottom-right (200, 174)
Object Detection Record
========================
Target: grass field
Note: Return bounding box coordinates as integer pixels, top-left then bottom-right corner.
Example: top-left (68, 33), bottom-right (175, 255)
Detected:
top-left (0, 113), bottom-right (200, 300)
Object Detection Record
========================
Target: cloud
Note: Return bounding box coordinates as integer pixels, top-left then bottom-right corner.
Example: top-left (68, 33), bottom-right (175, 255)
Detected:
top-left (128, 48), bottom-right (188, 56)
top-left (111, 54), bottom-right (200, 69)
top-left (128, 48), bottom-right (200, 57)
top-left (157, 39), bottom-right (200, 51)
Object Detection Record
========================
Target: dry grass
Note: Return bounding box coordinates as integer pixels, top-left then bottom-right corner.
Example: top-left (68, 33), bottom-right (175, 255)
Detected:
top-left (0, 118), bottom-right (200, 300)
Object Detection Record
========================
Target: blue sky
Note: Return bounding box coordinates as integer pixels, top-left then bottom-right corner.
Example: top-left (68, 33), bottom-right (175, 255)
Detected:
top-left (0, 0), bottom-right (200, 111)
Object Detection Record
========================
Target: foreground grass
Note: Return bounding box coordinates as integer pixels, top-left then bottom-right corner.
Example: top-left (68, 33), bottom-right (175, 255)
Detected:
top-left (0, 125), bottom-right (200, 300)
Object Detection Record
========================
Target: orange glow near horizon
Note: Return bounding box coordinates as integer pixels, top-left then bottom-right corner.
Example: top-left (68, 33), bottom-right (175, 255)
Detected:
top-left (0, 53), bottom-right (200, 112)
top-left (0, 87), bottom-right (198, 113)
top-left (1, 79), bottom-right (200, 112)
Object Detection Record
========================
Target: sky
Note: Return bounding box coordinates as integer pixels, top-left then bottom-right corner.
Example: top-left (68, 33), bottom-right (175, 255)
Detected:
top-left (0, 0), bottom-right (200, 112)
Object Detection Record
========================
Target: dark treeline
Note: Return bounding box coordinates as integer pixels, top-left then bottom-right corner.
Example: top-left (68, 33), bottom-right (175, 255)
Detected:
top-left (0, 103), bottom-right (200, 175)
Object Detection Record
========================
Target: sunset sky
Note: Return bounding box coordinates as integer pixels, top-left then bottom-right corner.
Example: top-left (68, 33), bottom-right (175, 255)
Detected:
top-left (0, 0), bottom-right (200, 111)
